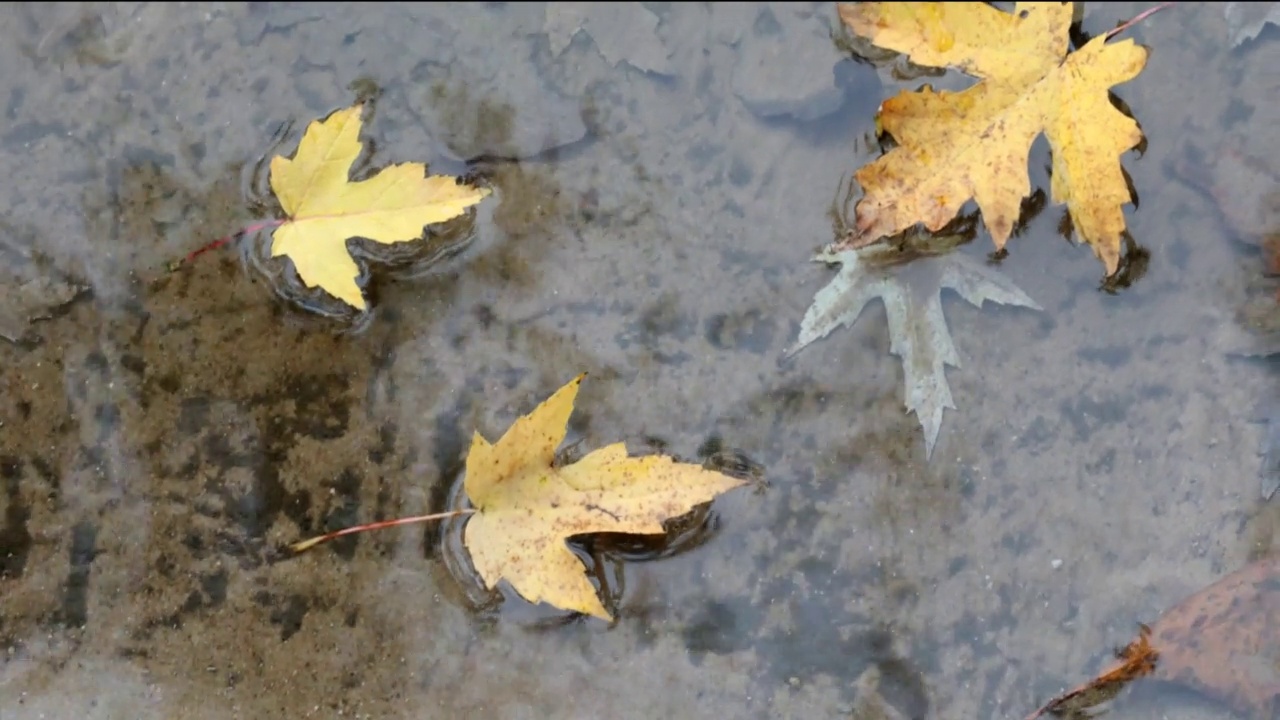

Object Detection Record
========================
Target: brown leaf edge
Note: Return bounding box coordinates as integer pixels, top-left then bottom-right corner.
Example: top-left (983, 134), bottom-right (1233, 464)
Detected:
top-left (1024, 623), bottom-right (1159, 719)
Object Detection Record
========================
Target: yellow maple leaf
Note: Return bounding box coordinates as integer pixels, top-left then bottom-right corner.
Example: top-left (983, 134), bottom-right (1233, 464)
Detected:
top-left (463, 374), bottom-right (748, 620)
top-left (268, 104), bottom-right (491, 309)
top-left (837, 2), bottom-right (1148, 275)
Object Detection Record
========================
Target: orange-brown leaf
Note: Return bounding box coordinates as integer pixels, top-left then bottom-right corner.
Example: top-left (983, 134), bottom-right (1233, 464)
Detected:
top-left (1024, 624), bottom-right (1158, 719)
top-left (1027, 555), bottom-right (1280, 719)
top-left (1145, 554), bottom-right (1280, 718)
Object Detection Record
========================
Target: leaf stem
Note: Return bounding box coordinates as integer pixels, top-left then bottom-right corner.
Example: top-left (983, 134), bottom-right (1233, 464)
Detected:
top-left (166, 218), bottom-right (286, 271)
top-left (1106, 1), bottom-right (1176, 41)
top-left (289, 508), bottom-right (477, 554)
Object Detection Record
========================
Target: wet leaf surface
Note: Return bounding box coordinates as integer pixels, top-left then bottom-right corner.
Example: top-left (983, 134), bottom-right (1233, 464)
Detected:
top-left (267, 103), bottom-right (490, 309)
top-left (1145, 555), bottom-right (1280, 718)
top-left (1029, 556), bottom-right (1280, 719)
top-left (834, 2), bottom-right (1148, 274)
top-left (458, 374), bottom-right (748, 620)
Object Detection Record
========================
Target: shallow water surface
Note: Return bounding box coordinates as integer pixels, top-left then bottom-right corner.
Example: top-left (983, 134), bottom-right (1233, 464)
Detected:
top-left (1, 3), bottom-right (1278, 719)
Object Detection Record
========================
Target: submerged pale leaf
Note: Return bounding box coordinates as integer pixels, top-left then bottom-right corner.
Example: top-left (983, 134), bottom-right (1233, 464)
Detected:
top-left (790, 247), bottom-right (1040, 457)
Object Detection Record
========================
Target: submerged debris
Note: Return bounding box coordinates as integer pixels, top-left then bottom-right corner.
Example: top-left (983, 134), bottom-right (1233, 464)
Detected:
top-left (544, 2), bottom-right (673, 76)
top-left (1225, 2), bottom-right (1280, 48)
top-left (1169, 139), bottom-right (1280, 273)
top-left (0, 231), bottom-right (86, 342)
top-left (1166, 27), bottom-right (1280, 498)
top-left (1028, 555), bottom-right (1280, 718)
top-left (1261, 400), bottom-right (1280, 500)
top-left (1025, 624), bottom-right (1159, 719)
top-left (732, 4), bottom-right (847, 122)
top-left (1237, 333), bottom-right (1280, 499)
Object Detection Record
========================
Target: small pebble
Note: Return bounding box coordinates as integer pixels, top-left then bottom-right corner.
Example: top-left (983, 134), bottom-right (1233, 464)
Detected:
top-left (1050, 558), bottom-right (1063, 570)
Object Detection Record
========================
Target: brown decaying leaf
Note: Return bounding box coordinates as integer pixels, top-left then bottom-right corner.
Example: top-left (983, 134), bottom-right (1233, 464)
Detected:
top-left (1024, 624), bottom-right (1159, 719)
top-left (1145, 555), bottom-right (1280, 718)
top-left (1028, 555), bottom-right (1280, 719)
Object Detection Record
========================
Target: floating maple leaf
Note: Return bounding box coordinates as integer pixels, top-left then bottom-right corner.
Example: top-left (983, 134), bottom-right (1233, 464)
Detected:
top-left (462, 374), bottom-right (748, 620)
top-left (268, 103), bottom-right (491, 309)
top-left (834, 2), bottom-right (1148, 275)
top-left (292, 374), bottom-right (748, 621)
top-left (789, 241), bottom-right (1041, 458)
